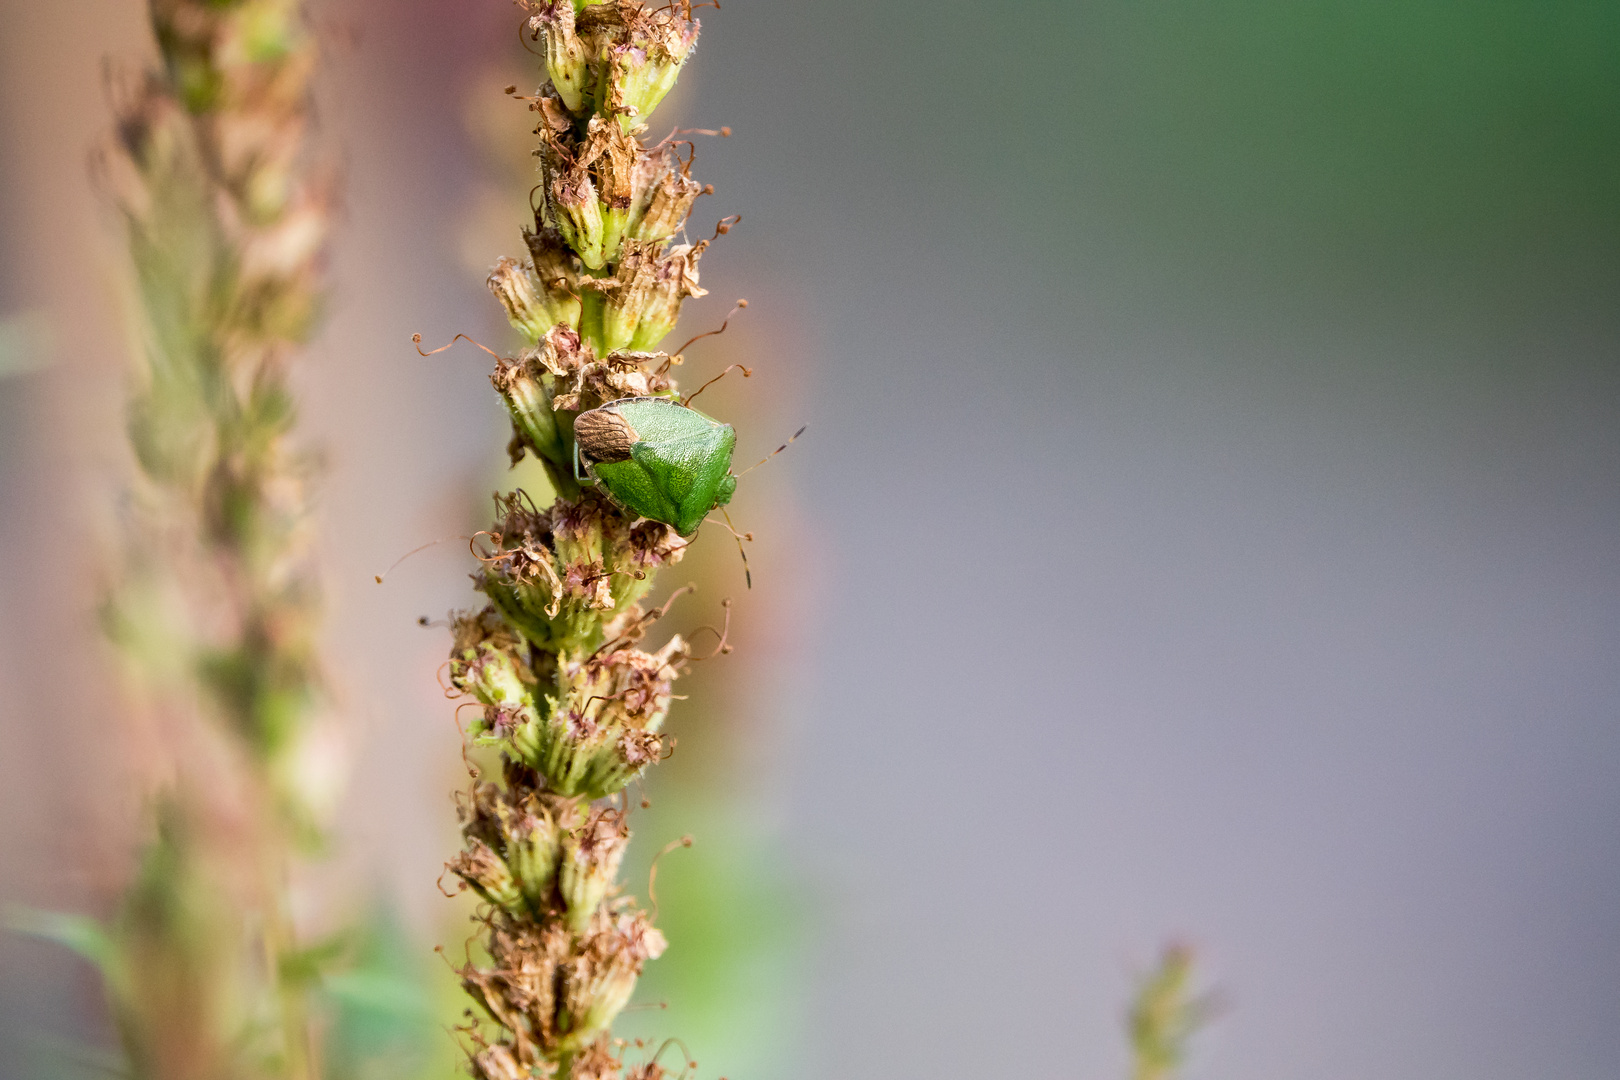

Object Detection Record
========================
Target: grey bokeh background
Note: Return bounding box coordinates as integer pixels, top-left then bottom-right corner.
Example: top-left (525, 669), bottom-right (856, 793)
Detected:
top-left (2, 2), bottom-right (1618, 1080)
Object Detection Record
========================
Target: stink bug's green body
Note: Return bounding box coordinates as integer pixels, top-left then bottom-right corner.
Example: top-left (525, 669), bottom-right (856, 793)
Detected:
top-left (573, 396), bottom-right (737, 536)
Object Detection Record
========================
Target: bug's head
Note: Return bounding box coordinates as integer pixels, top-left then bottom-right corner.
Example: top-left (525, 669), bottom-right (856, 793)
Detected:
top-left (716, 472), bottom-right (737, 507)
top-left (574, 408), bottom-right (637, 465)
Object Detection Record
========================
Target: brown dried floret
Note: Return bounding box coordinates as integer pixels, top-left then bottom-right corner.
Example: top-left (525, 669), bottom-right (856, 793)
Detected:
top-left (570, 1038), bottom-right (622, 1080)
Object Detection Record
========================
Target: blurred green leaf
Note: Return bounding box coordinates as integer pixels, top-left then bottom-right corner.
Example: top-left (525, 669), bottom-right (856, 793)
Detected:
top-left (7, 910), bottom-right (114, 973)
top-left (617, 797), bottom-right (809, 1080)
top-left (322, 905), bottom-right (463, 1080)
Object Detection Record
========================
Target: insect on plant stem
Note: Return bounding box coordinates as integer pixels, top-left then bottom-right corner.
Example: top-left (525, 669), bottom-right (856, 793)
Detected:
top-left (439, 4), bottom-right (773, 1079)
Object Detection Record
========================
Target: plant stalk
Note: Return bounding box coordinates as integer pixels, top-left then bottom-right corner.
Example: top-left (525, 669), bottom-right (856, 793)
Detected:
top-left (445, 4), bottom-right (731, 1079)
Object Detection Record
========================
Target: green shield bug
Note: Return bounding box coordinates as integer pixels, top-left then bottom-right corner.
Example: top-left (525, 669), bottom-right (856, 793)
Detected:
top-left (573, 396), bottom-right (738, 538)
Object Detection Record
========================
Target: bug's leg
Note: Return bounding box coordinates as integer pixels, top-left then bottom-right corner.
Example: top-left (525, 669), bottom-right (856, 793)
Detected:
top-left (717, 506), bottom-right (753, 589)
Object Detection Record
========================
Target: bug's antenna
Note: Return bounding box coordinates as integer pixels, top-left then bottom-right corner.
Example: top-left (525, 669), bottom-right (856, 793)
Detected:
top-left (413, 332), bottom-right (503, 362)
top-left (673, 297), bottom-right (748, 358)
top-left (718, 507), bottom-right (753, 589)
top-left (739, 425), bottom-right (807, 477)
top-left (681, 362), bottom-right (753, 407)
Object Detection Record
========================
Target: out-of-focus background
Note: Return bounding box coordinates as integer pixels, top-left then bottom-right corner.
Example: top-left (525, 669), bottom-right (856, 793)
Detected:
top-left (2, 2), bottom-right (1618, 1079)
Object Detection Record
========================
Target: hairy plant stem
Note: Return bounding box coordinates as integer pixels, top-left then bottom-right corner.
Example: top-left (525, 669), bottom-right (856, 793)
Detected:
top-left (89, 1), bottom-right (334, 1077)
top-left (445, 4), bottom-right (727, 1078)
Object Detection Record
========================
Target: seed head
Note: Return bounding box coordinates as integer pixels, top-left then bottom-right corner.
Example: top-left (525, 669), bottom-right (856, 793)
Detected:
top-left (594, 240), bottom-right (706, 354)
top-left (489, 256), bottom-right (581, 343)
top-left (591, 5), bottom-right (701, 128)
top-left (449, 838), bottom-right (525, 910)
top-left (531, 1), bottom-right (591, 114)
top-left (626, 154), bottom-right (701, 244)
top-left (472, 1043), bottom-right (529, 1080)
top-left (559, 806), bottom-right (631, 933)
top-left (492, 352), bottom-right (571, 469)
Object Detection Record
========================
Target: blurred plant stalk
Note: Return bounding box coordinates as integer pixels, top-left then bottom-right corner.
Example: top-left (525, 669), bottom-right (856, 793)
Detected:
top-left (441, 3), bottom-right (739, 1078)
top-left (76, 0), bottom-right (337, 1077)
top-left (1128, 945), bottom-right (1210, 1080)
